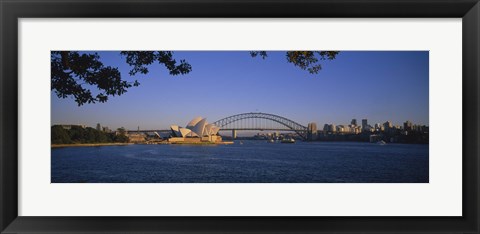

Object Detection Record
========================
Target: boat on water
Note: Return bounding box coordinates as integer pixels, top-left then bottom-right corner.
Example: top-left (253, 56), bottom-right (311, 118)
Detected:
top-left (376, 140), bottom-right (386, 145)
top-left (281, 138), bottom-right (295, 144)
top-left (267, 139), bottom-right (275, 143)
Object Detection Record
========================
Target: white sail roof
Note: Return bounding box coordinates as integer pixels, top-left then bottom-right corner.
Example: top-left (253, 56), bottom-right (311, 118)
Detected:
top-left (186, 117), bottom-right (203, 129)
top-left (211, 125), bottom-right (220, 135)
top-left (204, 124), bottom-right (220, 135)
top-left (179, 127), bottom-right (192, 137)
top-left (170, 125), bottom-right (181, 137)
top-left (205, 124), bottom-right (213, 135)
top-left (191, 118), bottom-right (207, 136)
top-left (171, 117), bottom-right (221, 138)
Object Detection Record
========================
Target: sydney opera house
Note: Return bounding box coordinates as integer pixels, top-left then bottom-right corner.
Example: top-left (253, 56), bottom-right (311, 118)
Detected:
top-left (169, 117), bottom-right (222, 143)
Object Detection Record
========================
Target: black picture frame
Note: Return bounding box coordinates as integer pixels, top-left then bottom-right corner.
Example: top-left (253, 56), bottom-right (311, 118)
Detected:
top-left (1, 0), bottom-right (479, 233)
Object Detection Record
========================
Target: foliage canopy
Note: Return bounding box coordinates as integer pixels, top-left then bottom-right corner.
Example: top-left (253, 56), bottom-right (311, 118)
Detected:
top-left (51, 51), bottom-right (338, 106)
top-left (51, 125), bottom-right (129, 144)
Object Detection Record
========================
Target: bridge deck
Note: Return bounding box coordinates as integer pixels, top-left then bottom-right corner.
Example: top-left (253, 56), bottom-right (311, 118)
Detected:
top-left (128, 129), bottom-right (305, 132)
top-left (127, 130), bottom-right (171, 133)
top-left (219, 128), bottom-right (305, 131)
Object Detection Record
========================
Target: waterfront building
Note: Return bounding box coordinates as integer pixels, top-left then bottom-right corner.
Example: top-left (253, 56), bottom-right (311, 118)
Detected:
top-left (404, 121), bottom-right (413, 131)
top-left (56, 124), bottom-right (86, 130)
top-left (351, 119), bottom-right (357, 126)
top-left (307, 122), bottom-right (318, 140)
top-left (362, 119), bottom-right (368, 129)
top-left (330, 124), bottom-right (336, 132)
top-left (169, 117), bottom-right (222, 143)
top-left (102, 126), bottom-right (111, 133)
top-left (336, 125), bottom-right (343, 133)
top-left (128, 133), bottom-right (146, 143)
top-left (383, 121), bottom-right (393, 131)
top-left (323, 124), bottom-right (337, 133)
top-left (337, 125), bottom-right (350, 133)
top-left (348, 124), bottom-right (361, 134)
top-left (323, 124), bottom-right (329, 132)
top-left (336, 125), bottom-right (345, 133)
top-left (363, 125), bottom-right (374, 132)
top-left (412, 125), bottom-right (428, 133)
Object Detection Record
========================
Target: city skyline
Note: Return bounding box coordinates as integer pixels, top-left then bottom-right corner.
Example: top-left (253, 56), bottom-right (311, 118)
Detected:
top-left (64, 117), bottom-right (427, 133)
top-left (51, 51), bottom-right (429, 130)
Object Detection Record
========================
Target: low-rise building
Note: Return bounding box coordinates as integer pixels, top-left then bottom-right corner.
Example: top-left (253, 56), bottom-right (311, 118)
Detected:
top-left (128, 133), bottom-right (146, 143)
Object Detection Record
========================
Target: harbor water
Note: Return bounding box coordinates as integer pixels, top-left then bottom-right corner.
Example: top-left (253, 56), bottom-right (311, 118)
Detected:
top-left (51, 141), bottom-right (428, 183)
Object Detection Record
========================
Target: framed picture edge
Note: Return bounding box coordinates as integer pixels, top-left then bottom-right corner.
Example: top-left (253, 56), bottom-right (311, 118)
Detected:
top-left (1, 0), bottom-right (479, 233)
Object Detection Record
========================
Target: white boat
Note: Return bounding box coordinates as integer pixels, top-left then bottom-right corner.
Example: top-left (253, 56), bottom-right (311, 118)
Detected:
top-left (376, 140), bottom-right (386, 145)
top-left (281, 138), bottom-right (295, 144)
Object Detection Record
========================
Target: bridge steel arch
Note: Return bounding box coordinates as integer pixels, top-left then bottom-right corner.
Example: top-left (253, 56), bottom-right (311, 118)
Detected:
top-left (213, 112), bottom-right (308, 139)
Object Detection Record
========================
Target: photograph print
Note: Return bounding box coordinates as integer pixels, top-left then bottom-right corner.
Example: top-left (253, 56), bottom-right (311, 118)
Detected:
top-left (51, 51), bottom-right (429, 183)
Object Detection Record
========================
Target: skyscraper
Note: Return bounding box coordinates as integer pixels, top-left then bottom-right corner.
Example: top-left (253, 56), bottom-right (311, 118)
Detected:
top-left (307, 123), bottom-right (318, 141)
top-left (404, 121), bottom-right (413, 131)
top-left (383, 121), bottom-right (393, 131)
top-left (351, 119), bottom-right (357, 126)
top-left (362, 119), bottom-right (368, 129)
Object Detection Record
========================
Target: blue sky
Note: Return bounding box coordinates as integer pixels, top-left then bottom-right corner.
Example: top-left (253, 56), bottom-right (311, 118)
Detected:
top-left (51, 51), bottom-right (429, 130)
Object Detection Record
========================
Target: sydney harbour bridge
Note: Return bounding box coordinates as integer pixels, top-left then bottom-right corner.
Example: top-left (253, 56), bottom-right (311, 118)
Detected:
top-left (129, 112), bottom-right (312, 140)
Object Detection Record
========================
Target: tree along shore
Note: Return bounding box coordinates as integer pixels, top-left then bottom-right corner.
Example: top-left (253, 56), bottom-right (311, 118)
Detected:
top-left (51, 142), bottom-right (133, 148)
top-left (51, 125), bottom-right (129, 145)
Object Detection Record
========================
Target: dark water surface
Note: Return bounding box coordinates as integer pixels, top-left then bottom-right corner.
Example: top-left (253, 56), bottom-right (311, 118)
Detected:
top-left (51, 141), bottom-right (429, 183)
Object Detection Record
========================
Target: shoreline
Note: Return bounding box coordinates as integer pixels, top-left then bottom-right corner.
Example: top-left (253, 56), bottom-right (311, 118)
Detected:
top-left (51, 141), bottom-right (235, 148)
top-left (170, 141), bottom-right (234, 145)
top-left (51, 143), bottom-right (133, 148)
